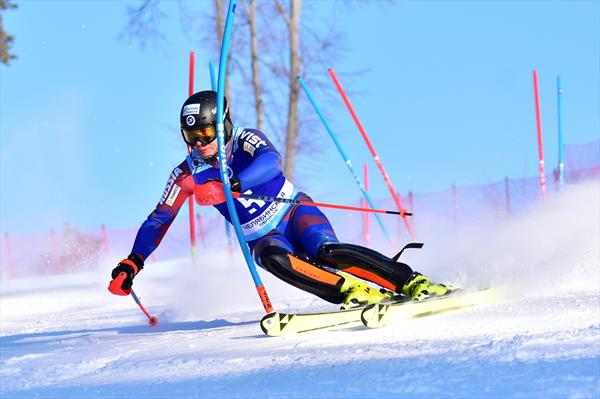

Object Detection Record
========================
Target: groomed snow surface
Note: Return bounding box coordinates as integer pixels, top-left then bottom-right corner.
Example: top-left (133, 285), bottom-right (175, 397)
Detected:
top-left (1, 182), bottom-right (599, 398)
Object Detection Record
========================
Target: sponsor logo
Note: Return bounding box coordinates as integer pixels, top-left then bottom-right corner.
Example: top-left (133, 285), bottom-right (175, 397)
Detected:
top-left (165, 184), bottom-right (181, 206)
top-left (186, 115), bottom-right (195, 126)
top-left (243, 142), bottom-right (256, 156)
top-left (182, 104), bottom-right (200, 116)
top-left (160, 167), bottom-right (184, 205)
top-left (242, 202), bottom-right (279, 225)
top-left (240, 131), bottom-right (267, 154)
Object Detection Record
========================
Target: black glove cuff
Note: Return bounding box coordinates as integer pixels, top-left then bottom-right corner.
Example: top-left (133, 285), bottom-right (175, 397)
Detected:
top-left (127, 254), bottom-right (145, 271)
top-left (230, 177), bottom-right (241, 193)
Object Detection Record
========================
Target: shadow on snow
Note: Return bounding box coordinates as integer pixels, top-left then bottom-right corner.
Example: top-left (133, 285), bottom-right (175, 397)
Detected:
top-left (0, 318), bottom-right (259, 347)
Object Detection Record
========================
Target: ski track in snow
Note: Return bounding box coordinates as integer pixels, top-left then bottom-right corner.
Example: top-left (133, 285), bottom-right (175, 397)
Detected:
top-left (1, 183), bottom-right (599, 398)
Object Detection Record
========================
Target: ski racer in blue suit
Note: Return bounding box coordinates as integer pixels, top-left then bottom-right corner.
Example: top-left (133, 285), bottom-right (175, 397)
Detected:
top-left (108, 91), bottom-right (451, 308)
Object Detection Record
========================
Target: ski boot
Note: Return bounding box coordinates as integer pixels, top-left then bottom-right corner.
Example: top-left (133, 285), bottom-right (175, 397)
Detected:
top-left (402, 272), bottom-right (453, 301)
top-left (339, 273), bottom-right (393, 310)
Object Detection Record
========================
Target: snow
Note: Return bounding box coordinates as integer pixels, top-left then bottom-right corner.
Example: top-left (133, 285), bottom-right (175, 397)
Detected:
top-left (1, 182), bottom-right (599, 398)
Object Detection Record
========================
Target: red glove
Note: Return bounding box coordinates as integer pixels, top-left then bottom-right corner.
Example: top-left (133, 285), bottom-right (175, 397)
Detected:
top-left (194, 180), bottom-right (226, 206)
top-left (108, 254), bottom-right (144, 296)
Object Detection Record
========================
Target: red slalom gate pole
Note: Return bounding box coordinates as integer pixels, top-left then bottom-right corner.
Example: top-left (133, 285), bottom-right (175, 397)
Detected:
top-left (532, 69), bottom-right (547, 198)
top-left (328, 68), bottom-right (415, 239)
top-left (188, 51), bottom-right (197, 258)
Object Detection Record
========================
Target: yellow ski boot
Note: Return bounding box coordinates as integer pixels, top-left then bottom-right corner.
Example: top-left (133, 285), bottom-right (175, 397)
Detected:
top-left (339, 273), bottom-right (393, 310)
top-left (402, 272), bottom-right (453, 301)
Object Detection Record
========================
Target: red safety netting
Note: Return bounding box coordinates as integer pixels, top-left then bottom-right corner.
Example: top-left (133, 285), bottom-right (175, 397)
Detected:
top-left (2, 140), bottom-right (598, 279)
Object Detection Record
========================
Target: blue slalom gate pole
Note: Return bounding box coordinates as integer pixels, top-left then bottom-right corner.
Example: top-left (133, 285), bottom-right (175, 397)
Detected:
top-left (557, 76), bottom-right (565, 189)
top-left (298, 76), bottom-right (393, 244)
top-left (215, 0), bottom-right (272, 313)
top-left (210, 60), bottom-right (233, 246)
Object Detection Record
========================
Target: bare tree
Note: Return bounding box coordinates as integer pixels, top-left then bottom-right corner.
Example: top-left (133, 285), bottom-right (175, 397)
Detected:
top-left (213, 0), bottom-right (233, 102)
top-left (275, 0), bottom-right (301, 182)
top-left (239, 0), bottom-right (263, 131)
top-left (0, 0), bottom-right (17, 65)
top-left (122, 0), bottom-right (234, 102)
top-left (120, 0), bottom-right (357, 184)
top-left (119, 0), bottom-right (165, 50)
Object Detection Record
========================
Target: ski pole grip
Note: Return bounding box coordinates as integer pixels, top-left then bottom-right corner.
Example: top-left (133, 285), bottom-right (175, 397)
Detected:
top-left (108, 272), bottom-right (132, 296)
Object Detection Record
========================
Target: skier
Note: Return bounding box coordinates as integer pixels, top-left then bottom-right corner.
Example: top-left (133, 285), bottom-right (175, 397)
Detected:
top-left (108, 90), bottom-right (452, 309)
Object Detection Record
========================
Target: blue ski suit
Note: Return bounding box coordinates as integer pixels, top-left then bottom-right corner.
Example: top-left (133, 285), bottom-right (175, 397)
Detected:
top-left (129, 127), bottom-right (413, 303)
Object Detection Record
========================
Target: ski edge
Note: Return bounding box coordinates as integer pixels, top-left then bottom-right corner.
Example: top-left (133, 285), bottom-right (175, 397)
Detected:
top-left (260, 306), bottom-right (365, 337)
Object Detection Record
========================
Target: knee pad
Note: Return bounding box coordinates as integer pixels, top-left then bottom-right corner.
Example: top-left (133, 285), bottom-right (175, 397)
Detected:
top-left (258, 246), bottom-right (292, 275)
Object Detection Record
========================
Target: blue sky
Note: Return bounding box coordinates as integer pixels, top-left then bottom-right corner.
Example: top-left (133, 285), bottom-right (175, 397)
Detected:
top-left (1, 0), bottom-right (598, 235)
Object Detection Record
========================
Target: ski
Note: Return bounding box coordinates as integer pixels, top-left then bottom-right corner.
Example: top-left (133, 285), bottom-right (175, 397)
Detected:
top-left (260, 306), bottom-right (365, 337)
top-left (260, 288), bottom-right (499, 335)
top-left (360, 288), bottom-right (498, 329)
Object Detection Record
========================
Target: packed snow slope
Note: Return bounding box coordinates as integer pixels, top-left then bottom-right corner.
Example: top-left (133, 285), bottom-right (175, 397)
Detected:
top-left (1, 182), bottom-right (599, 399)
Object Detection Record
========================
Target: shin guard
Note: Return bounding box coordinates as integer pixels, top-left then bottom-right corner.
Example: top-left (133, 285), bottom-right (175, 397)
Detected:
top-left (258, 246), bottom-right (345, 304)
top-left (317, 243), bottom-right (414, 292)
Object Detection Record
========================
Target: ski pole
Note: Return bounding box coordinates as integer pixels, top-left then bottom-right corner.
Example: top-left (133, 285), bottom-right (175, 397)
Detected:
top-left (130, 288), bottom-right (158, 327)
top-left (109, 272), bottom-right (158, 326)
top-left (328, 67), bottom-right (415, 239)
top-left (232, 192), bottom-right (413, 217)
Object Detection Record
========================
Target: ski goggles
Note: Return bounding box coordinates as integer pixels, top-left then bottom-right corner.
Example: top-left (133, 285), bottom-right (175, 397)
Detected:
top-left (181, 125), bottom-right (218, 146)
